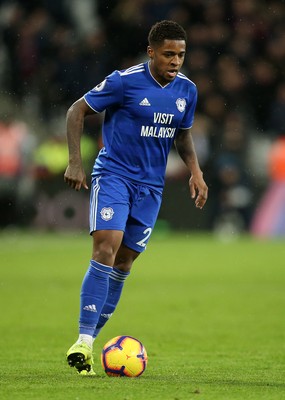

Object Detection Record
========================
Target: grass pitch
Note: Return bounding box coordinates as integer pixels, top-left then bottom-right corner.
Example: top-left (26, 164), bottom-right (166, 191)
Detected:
top-left (0, 230), bottom-right (284, 399)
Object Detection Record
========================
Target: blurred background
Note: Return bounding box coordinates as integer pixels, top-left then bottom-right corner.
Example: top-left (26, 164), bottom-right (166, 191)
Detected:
top-left (0, 0), bottom-right (285, 238)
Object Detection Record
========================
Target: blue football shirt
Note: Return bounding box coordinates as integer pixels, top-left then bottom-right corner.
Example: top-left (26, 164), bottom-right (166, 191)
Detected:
top-left (84, 61), bottom-right (197, 191)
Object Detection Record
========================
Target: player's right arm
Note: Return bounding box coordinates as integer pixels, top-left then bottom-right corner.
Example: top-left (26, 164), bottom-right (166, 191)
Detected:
top-left (64, 98), bottom-right (95, 191)
top-left (64, 71), bottom-right (123, 191)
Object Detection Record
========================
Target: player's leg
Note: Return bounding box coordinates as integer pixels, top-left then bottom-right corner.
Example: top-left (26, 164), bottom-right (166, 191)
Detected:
top-left (67, 175), bottom-right (130, 374)
top-left (67, 229), bottom-right (123, 374)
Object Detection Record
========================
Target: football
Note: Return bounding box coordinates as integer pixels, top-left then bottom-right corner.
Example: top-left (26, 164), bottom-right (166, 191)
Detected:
top-left (101, 335), bottom-right (148, 377)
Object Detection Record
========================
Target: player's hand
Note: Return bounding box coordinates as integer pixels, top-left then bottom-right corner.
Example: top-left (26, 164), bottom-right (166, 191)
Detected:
top-left (64, 164), bottom-right (89, 191)
top-left (189, 174), bottom-right (208, 209)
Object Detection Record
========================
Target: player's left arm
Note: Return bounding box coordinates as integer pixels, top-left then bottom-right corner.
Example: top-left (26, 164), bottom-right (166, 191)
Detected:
top-left (175, 128), bottom-right (208, 209)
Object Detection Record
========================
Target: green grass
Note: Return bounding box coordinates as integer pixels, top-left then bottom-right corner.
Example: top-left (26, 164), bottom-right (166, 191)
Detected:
top-left (0, 230), bottom-right (285, 399)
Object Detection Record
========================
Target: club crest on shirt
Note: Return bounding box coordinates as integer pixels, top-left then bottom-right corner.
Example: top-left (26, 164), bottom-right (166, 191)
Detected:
top-left (93, 79), bottom-right (106, 92)
top-left (176, 98), bottom-right (186, 112)
top-left (100, 207), bottom-right (114, 221)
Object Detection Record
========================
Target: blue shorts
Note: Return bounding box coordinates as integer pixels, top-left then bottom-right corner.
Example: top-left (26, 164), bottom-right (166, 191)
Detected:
top-left (89, 174), bottom-right (162, 253)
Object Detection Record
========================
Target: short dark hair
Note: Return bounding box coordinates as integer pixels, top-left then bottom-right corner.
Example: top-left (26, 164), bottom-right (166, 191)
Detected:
top-left (148, 20), bottom-right (187, 47)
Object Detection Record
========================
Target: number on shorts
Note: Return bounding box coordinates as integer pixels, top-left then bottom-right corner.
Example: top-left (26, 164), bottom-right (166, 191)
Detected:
top-left (136, 227), bottom-right (152, 248)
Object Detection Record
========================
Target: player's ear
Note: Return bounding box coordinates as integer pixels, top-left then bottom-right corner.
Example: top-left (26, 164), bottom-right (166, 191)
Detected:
top-left (147, 46), bottom-right (154, 59)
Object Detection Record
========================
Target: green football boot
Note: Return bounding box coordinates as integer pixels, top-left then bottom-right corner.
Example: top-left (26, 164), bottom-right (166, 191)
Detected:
top-left (66, 342), bottom-right (95, 375)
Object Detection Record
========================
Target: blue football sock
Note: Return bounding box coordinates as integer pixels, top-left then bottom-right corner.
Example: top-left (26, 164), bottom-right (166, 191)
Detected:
top-left (79, 260), bottom-right (112, 336)
top-left (93, 267), bottom-right (130, 339)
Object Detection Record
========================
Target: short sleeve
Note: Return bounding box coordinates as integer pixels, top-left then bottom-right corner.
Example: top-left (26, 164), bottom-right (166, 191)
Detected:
top-left (179, 84), bottom-right (198, 130)
top-left (84, 70), bottom-right (124, 113)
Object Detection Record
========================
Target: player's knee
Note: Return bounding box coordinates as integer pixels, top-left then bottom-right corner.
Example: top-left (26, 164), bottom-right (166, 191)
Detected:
top-left (92, 242), bottom-right (117, 265)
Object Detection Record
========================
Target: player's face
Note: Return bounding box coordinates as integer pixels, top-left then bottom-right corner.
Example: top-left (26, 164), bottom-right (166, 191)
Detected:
top-left (148, 40), bottom-right (186, 86)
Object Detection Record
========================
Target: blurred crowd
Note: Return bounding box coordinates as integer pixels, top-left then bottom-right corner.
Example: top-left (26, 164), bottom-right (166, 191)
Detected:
top-left (0, 0), bottom-right (285, 234)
